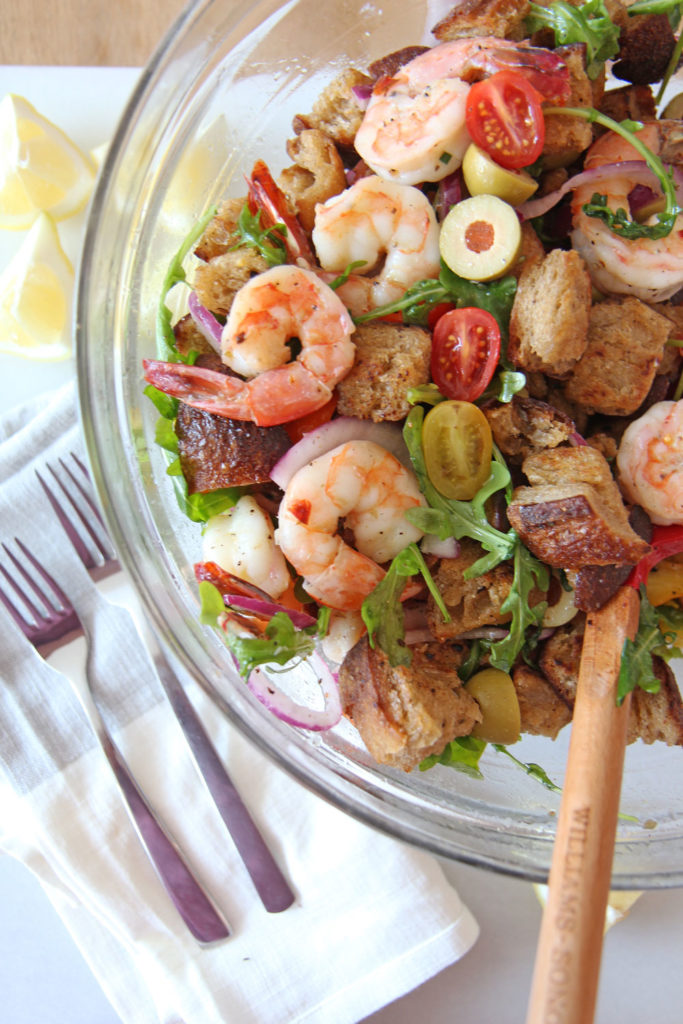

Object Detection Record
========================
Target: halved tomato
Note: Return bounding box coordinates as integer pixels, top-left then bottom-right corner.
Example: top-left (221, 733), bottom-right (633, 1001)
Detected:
top-left (465, 70), bottom-right (545, 170)
top-left (431, 307), bottom-right (501, 403)
top-left (422, 400), bottom-right (493, 501)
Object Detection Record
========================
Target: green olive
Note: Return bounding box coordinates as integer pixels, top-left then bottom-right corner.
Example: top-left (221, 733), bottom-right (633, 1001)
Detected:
top-left (462, 143), bottom-right (538, 206)
top-left (466, 668), bottom-right (521, 745)
top-left (439, 194), bottom-right (521, 282)
top-left (663, 93), bottom-right (683, 119)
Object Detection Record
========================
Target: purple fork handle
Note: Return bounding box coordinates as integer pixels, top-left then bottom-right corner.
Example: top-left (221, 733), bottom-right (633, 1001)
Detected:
top-left (102, 733), bottom-right (230, 943)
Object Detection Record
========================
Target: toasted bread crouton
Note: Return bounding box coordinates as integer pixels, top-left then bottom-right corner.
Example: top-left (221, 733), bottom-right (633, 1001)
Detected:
top-left (628, 659), bottom-right (683, 746)
top-left (512, 665), bottom-right (572, 739)
top-left (563, 297), bottom-right (670, 416)
top-left (538, 617), bottom-right (585, 707)
top-left (176, 402), bottom-right (290, 492)
top-left (612, 13), bottom-right (675, 85)
top-left (657, 118), bottom-right (683, 166)
top-left (507, 446), bottom-right (651, 568)
top-left (510, 222), bottom-right (546, 280)
top-left (338, 637), bottom-right (481, 771)
top-left (293, 68), bottom-right (372, 149)
top-left (426, 539), bottom-right (516, 639)
top-left (508, 249), bottom-right (592, 376)
top-left (278, 129), bottom-right (346, 232)
top-left (542, 45), bottom-right (594, 169)
top-left (193, 248), bottom-right (269, 317)
top-left (367, 46), bottom-right (430, 80)
top-left (432, 0), bottom-right (530, 41)
top-left (173, 312), bottom-right (218, 359)
top-left (597, 84), bottom-right (657, 126)
top-left (483, 395), bottom-right (575, 464)
top-left (335, 322), bottom-right (431, 422)
top-left (194, 198), bottom-right (246, 262)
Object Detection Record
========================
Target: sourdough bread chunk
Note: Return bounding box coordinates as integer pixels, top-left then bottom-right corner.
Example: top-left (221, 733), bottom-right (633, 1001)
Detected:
top-left (293, 67), bottom-right (372, 148)
top-left (176, 400), bottom-right (290, 492)
top-left (425, 538), bottom-right (515, 639)
top-left (483, 394), bottom-right (575, 463)
top-left (563, 297), bottom-right (670, 416)
top-left (194, 198), bottom-right (247, 261)
top-left (338, 637), bottom-right (481, 771)
top-left (193, 248), bottom-right (269, 317)
top-left (507, 446), bottom-right (651, 568)
top-left (597, 83), bottom-right (657, 125)
top-left (508, 249), bottom-right (592, 376)
top-left (432, 0), bottom-right (530, 41)
top-left (512, 665), bottom-right (572, 739)
top-left (541, 45), bottom-right (594, 169)
top-left (336, 322), bottom-right (431, 422)
top-left (278, 129), bottom-right (346, 232)
top-left (173, 313), bottom-right (218, 359)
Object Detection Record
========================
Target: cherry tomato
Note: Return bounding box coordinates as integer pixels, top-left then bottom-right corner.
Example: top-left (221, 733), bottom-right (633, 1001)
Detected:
top-left (431, 307), bottom-right (501, 403)
top-left (422, 400), bottom-right (492, 501)
top-left (465, 70), bottom-right (545, 170)
top-left (427, 301), bottom-right (456, 330)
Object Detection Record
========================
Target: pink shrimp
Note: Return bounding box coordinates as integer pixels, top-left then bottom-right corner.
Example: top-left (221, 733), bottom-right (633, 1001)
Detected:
top-left (143, 265), bottom-right (355, 427)
top-left (617, 401), bottom-right (683, 526)
top-left (354, 36), bottom-right (570, 186)
top-left (276, 440), bottom-right (426, 611)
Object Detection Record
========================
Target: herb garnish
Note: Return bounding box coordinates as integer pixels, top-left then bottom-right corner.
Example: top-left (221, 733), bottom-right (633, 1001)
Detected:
top-left (229, 203), bottom-right (288, 267)
top-left (526, 0), bottom-right (620, 79)
top-left (157, 204), bottom-right (217, 361)
top-left (618, 587), bottom-right (683, 703)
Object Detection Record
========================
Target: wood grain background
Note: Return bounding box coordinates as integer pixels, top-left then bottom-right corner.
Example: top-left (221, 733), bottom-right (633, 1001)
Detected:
top-left (2, 0), bottom-right (187, 66)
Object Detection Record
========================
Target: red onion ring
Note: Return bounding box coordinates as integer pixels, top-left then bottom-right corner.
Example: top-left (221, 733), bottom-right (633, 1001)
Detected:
top-left (517, 161), bottom-right (683, 221)
top-left (246, 653), bottom-right (342, 731)
top-left (188, 291), bottom-right (223, 352)
top-left (225, 594), bottom-right (316, 629)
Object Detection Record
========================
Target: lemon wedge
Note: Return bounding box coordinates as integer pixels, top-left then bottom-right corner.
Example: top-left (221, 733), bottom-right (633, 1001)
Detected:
top-left (0, 93), bottom-right (96, 230)
top-left (0, 212), bottom-right (74, 360)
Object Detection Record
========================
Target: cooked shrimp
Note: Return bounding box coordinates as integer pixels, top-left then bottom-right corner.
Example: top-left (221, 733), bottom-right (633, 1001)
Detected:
top-left (202, 496), bottom-right (290, 598)
top-left (617, 401), bottom-right (683, 525)
top-left (276, 440), bottom-right (426, 611)
top-left (354, 37), bottom-right (570, 186)
top-left (312, 175), bottom-right (441, 314)
top-left (143, 266), bottom-right (355, 427)
top-left (570, 125), bottom-right (683, 302)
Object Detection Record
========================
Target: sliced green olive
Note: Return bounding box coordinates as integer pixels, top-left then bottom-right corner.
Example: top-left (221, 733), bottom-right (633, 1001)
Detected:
top-left (462, 143), bottom-right (538, 206)
top-left (439, 194), bottom-right (521, 282)
top-left (422, 400), bottom-right (492, 501)
top-left (466, 668), bottom-right (521, 745)
top-left (663, 93), bottom-right (683, 119)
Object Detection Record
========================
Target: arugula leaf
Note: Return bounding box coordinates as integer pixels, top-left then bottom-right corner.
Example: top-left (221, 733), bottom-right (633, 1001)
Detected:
top-left (617, 588), bottom-right (683, 703)
top-left (458, 640), bottom-right (483, 682)
top-left (543, 107), bottom-right (683, 239)
top-left (229, 203), bottom-right (288, 267)
top-left (403, 405), bottom-right (516, 575)
top-left (144, 383), bottom-right (179, 421)
top-left (489, 544), bottom-right (549, 672)
top-left (327, 259), bottom-right (367, 290)
top-left (156, 204), bottom-right (217, 361)
top-left (627, 0), bottom-right (683, 28)
top-left (361, 542), bottom-right (450, 667)
top-left (526, 0), bottom-right (620, 78)
top-left (199, 580), bottom-right (226, 624)
top-left (419, 735), bottom-right (487, 776)
top-left (492, 744), bottom-right (562, 792)
top-left (353, 262), bottom-right (517, 337)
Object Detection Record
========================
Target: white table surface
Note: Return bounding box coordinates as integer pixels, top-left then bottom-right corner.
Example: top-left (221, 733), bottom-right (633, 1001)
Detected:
top-left (1, 64), bottom-right (683, 1024)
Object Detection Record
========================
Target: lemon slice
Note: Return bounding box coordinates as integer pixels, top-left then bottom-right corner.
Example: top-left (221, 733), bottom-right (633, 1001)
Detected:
top-left (0, 212), bottom-right (74, 360)
top-left (0, 93), bottom-right (96, 230)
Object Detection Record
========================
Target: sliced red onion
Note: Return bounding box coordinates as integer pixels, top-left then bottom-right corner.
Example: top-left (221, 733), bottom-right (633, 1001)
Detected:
top-left (434, 169), bottom-right (465, 221)
top-left (455, 627), bottom-right (511, 640)
top-left (270, 416), bottom-right (411, 489)
top-left (351, 84), bottom-right (372, 108)
top-left (628, 183), bottom-right (659, 217)
top-left (569, 431), bottom-right (588, 447)
top-left (246, 653), bottom-right (342, 731)
top-left (188, 291), bottom-right (223, 352)
top-left (225, 594), bottom-right (316, 629)
top-left (517, 161), bottom-right (674, 222)
top-left (421, 535), bottom-right (460, 559)
top-left (405, 628), bottom-right (434, 645)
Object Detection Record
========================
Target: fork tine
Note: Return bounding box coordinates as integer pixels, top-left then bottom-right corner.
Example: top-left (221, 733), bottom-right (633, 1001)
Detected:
top-left (37, 469), bottom-right (99, 571)
top-left (56, 457), bottom-right (111, 562)
top-left (1, 542), bottom-right (54, 621)
top-left (0, 568), bottom-right (35, 631)
top-left (12, 537), bottom-right (73, 612)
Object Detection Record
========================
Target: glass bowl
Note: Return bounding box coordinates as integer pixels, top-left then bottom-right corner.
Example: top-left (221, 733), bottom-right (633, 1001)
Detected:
top-left (77, 0), bottom-right (683, 887)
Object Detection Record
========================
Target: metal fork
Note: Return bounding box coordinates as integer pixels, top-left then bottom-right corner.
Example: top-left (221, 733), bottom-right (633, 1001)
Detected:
top-left (38, 453), bottom-right (295, 914)
top-left (0, 538), bottom-right (230, 944)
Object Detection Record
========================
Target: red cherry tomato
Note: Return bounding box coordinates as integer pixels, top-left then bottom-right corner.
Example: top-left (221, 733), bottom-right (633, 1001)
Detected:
top-left (465, 70), bottom-right (545, 170)
top-left (431, 307), bottom-right (501, 402)
top-left (427, 301), bottom-right (456, 330)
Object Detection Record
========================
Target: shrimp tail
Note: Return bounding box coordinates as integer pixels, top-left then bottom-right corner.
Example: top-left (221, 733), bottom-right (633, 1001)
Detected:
top-left (143, 357), bottom-right (335, 427)
top-left (489, 44), bottom-right (571, 103)
top-left (247, 160), bottom-right (316, 267)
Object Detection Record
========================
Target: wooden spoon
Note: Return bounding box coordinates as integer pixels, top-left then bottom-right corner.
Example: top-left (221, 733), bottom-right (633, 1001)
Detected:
top-left (525, 585), bottom-right (640, 1024)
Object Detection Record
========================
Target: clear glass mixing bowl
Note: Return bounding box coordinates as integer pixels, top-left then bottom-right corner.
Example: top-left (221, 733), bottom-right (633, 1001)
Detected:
top-left (76, 0), bottom-right (683, 886)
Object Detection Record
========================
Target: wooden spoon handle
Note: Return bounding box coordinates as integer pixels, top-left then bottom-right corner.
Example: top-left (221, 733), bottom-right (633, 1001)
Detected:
top-left (525, 585), bottom-right (640, 1024)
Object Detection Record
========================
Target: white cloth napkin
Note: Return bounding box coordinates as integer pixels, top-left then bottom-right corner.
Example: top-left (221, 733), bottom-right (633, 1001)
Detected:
top-left (0, 383), bottom-right (478, 1024)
